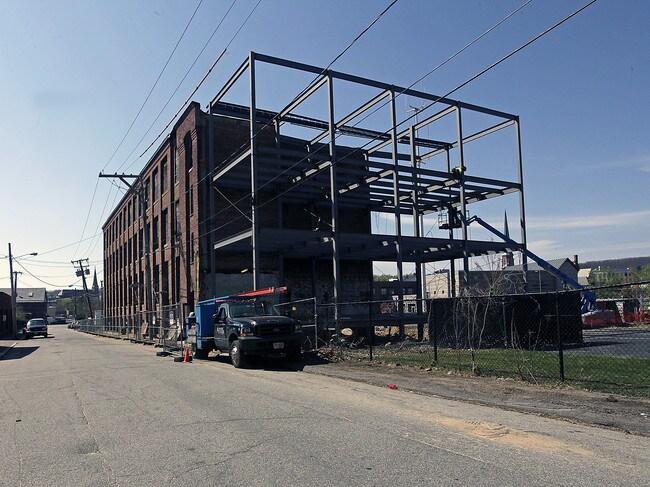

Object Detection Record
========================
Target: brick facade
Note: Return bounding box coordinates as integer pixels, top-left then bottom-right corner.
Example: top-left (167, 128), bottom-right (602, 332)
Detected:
top-left (102, 104), bottom-right (373, 324)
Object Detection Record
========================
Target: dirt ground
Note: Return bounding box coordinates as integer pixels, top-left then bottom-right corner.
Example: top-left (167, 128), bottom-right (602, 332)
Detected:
top-left (302, 351), bottom-right (650, 437)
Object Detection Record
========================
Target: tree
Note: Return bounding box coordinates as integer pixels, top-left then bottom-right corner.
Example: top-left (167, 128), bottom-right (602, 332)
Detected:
top-left (637, 264), bottom-right (650, 281)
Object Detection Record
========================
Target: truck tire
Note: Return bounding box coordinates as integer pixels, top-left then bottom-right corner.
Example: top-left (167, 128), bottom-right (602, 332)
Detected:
top-left (229, 339), bottom-right (247, 368)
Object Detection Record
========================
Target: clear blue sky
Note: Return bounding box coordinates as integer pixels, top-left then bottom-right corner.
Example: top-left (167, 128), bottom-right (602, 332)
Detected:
top-left (1, 0), bottom-right (648, 289)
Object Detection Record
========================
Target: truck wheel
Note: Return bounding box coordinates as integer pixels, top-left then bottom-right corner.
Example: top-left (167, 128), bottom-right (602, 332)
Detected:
top-left (229, 339), bottom-right (247, 368)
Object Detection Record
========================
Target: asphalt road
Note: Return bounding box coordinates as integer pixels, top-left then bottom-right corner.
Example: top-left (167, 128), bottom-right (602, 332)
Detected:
top-left (1, 327), bottom-right (648, 487)
top-left (568, 326), bottom-right (650, 359)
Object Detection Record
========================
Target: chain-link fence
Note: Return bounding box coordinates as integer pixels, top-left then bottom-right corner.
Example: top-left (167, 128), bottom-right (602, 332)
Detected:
top-left (69, 283), bottom-right (649, 396)
top-left (318, 282), bottom-right (650, 397)
top-left (74, 303), bottom-right (184, 354)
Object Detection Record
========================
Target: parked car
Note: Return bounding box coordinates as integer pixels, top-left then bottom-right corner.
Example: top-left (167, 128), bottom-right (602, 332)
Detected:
top-left (24, 318), bottom-right (48, 339)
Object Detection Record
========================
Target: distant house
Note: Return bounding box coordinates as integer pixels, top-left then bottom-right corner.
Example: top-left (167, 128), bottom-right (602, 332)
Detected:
top-left (0, 288), bottom-right (47, 325)
top-left (373, 278), bottom-right (421, 314)
top-left (589, 266), bottom-right (634, 285)
top-left (504, 258), bottom-right (579, 293)
top-left (374, 278), bottom-right (418, 301)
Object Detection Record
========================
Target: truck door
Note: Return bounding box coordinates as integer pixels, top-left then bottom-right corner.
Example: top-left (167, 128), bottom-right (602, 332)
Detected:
top-left (213, 306), bottom-right (228, 349)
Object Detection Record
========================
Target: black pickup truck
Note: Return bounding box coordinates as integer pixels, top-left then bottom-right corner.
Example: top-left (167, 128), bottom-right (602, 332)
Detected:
top-left (187, 299), bottom-right (303, 368)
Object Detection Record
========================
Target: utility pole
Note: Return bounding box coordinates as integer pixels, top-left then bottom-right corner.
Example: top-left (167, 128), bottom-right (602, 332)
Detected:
top-left (8, 243), bottom-right (17, 338)
top-left (7, 244), bottom-right (36, 338)
top-left (72, 258), bottom-right (93, 318)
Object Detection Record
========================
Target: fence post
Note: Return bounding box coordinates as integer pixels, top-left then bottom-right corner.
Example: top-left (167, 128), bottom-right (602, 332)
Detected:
top-left (313, 298), bottom-right (318, 351)
top-left (368, 298), bottom-right (373, 361)
top-left (555, 291), bottom-right (565, 382)
top-left (430, 299), bottom-right (438, 366)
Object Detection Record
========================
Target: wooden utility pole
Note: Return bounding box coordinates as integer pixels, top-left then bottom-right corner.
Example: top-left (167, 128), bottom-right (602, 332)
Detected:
top-left (72, 258), bottom-right (93, 318)
top-left (8, 243), bottom-right (17, 338)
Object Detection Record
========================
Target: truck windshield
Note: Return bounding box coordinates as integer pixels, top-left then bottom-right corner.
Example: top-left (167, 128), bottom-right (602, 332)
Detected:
top-left (229, 301), bottom-right (280, 318)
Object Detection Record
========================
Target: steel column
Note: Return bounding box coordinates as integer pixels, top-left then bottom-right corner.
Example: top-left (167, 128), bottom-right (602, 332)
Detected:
top-left (446, 149), bottom-right (456, 297)
top-left (390, 91), bottom-right (404, 336)
top-left (410, 125), bottom-right (424, 334)
top-left (249, 53), bottom-right (260, 290)
top-left (456, 105), bottom-right (469, 289)
top-left (515, 117), bottom-right (528, 282)
top-left (327, 73), bottom-right (341, 325)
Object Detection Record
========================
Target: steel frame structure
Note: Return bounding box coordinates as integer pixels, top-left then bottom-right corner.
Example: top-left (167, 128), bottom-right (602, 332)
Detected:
top-left (209, 52), bottom-right (528, 319)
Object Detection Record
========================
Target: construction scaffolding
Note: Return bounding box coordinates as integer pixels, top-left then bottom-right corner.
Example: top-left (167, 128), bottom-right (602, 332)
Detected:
top-left (209, 52), bottom-right (527, 327)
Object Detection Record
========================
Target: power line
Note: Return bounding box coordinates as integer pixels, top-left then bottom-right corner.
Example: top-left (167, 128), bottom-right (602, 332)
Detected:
top-left (74, 0), bottom-right (207, 265)
top-left (136, 48), bottom-right (228, 159)
top-left (182, 0), bottom-right (522, 236)
top-left (13, 260), bottom-right (77, 288)
top-left (72, 177), bottom-right (99, 260)
top-left (30, 233), bottom-right (103, 258)
top-left (254, 0), bottom-right (599, 213)
top-left (121, 0), bottom-right (246, 172)
top-left (98, 0), bottom-right (399, 262)
top-left (92, 1), bottom-right (259, 278)
top-left (102, 0), bottom-right (206, 174)
top-left (186, 0), bottom-right (597, 251)
top-left (101, 0), bottom-right (597, 297)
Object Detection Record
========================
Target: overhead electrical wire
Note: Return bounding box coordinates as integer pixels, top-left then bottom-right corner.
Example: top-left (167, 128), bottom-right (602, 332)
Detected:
top-left (98, 0), bottom-right (396, 258)
top-left (13, 260), bottom-right (77, 288)
top-left (73, 0), bottom-right (208, 265)
top-left (122, 0), bottom-right (526, 264)
top-left (241, 0), bottom-right (599, 217)
top-left (12, 0), bottom-right (255, 287)
top-left (185, 0), bottom-right (598, 252)
top-left (97, 0), bottom-right (596, 296)
top-left (121, 0), bottom-right (247, 172)
top-left (80, 0), bottom-right (235, 262)
top-left (92, 0), bottom-right (256, 266)
top-left (187, 0), bottom-right (402, 230)
top-left (102, 0), bottom-right (206, 174)
top-left (72, 177), bottom-right (99, 260)
top-left (185, 0), bottom-right (534, 238)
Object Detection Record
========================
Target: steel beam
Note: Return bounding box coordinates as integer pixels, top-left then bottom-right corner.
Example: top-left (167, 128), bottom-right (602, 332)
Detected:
top-left (279, 75), bottom-right (328, 120)
top-left (210, 57), bottom-right (250, 106)
top-left (212, 148), bottom-right (252, 182)
top-left (213, 229), bottom-right (253, 250)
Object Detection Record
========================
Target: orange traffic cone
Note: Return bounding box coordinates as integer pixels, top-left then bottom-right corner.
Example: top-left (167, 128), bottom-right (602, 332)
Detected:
top-left (183, 348), bottom-right (191, 362)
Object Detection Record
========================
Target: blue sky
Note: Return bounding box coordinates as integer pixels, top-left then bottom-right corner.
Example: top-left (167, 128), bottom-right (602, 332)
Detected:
top-left (1, 0), bottom-right (648, 288)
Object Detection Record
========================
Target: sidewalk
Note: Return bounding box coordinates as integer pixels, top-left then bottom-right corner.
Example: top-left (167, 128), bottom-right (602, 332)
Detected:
top-left (303, 360), bottom-right (650, 437)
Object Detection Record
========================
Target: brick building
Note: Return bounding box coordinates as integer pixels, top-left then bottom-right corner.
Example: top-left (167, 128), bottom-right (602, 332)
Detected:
top-left (102, 102), bottom-right (373, 325)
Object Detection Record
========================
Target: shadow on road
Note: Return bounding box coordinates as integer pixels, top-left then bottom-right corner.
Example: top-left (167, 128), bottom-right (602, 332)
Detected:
top-left (190, 352), bottom-right (312, 372)
top-left (0, 346), bottom-right (39, 360)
